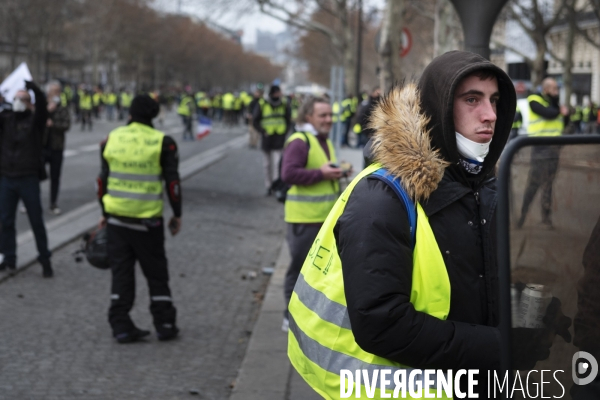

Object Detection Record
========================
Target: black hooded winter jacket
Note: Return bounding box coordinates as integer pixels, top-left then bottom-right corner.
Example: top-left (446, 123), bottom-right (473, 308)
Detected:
top-left (334, 51), bottom-right (516, 372)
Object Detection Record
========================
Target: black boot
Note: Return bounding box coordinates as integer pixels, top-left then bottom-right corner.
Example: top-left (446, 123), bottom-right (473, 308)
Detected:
top-left (114, 327), bottom-right (151, 344)
top-left (40, 259), bottom-right (53, 278)
top-left (156, 324), bottom-right (179, 342)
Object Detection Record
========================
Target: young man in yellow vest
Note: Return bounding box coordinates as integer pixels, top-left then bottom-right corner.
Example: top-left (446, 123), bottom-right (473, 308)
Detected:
top-left (287, 51), bottom-right (565, 398)
top-left (280, 97), bottom-right (343, 331)
top-left (253, 85), bottom-right (292, 195)
top-left (517, 77), bottom-right (569, 229)
top-left (97, 95), bottom-right (182, 343)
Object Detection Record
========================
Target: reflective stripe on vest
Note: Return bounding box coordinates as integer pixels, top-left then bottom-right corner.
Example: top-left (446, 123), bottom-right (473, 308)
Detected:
top-left (260, 99), bottom-right (287, 135)
top-left (102, 123), bottom-right (164, 218)
top-left (527, 94), bottom-right (563, 136)
top-left (284, 133), bottom-right (339, 223)
top-left (288, 163), bottom-right (451, 399)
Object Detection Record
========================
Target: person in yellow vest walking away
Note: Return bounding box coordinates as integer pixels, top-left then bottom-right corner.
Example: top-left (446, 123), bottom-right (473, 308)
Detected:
top-left (177, 89), bottom-right (195, 141)
top-left (118, 88), bottom-right (132, 121)
top-left (103, 89), bottom-right (118, 121)
top-left (78, 84), bottom-right (93, 131)
top-left (97, 94), bottom-right (182, 343)
top-left (252, 85), bottom-right (291, 195)
top-left (280, 96), bottom-right (343, 332)
top-left (287, 51), bottom-right (561, 398)
top-left (517, 77), bottom-right (569, 229)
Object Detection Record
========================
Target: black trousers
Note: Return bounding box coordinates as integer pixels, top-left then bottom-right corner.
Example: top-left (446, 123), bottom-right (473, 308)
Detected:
top-left (107, 221), bottom-right (176, 335)
top-left (284, 223), bottom-right (322, 317)
top-left (45, 150), bottom-right (64, 205)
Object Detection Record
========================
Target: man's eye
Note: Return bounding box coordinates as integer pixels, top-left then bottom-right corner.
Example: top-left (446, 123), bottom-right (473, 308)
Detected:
top-left (466, 97), bottom-right (476, 104)
top-left (491, 97), bottom-right (499, 104)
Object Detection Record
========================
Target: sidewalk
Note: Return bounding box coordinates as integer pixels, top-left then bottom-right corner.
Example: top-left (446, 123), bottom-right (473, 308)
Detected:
top-left (230, 146), bottom-right (364, 400)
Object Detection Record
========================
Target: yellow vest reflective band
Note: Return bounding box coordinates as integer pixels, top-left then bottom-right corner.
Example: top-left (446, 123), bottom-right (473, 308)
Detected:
top-left (120, 93), bottom-right (132, 108)
top-left (288, 163), bottom-right (451, 399)
top-left (177, 96), bottom-right (193, 116)
top-left (260, 99), bottom-right (287, 135)
top-left (102, 123), bottom-right (164, 218)
top-left (284, 132), bottom-right (339, 223)
top-left (527, 94), bottom-right (563, 136)
top-left (222, 93), bottom-right (235, 110)
top-left (79, 93), bottom-right (92, 110)
top-left (353, 123), bottom-right (361, 134)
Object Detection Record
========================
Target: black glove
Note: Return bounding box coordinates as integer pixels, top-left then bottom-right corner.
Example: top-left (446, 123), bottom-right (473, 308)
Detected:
top-left (543, 297), bottom-right (572, 343)
top-left (24, 80), bottom-right (39, 91)
top-left (511, 327), bottom-right (554, 370)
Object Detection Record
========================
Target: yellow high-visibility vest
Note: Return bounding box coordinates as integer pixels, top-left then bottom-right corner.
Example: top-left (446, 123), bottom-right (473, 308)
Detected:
top-left (259, 98), bottom-right (287, 135)
top-left (527, 94), bottom-right (563, 136)
top-left (79, 92), bottom-right (92, 111)
top-left (120, 93), bottom-right (132, 108)
top-left (177, 96), bottom-right (193, 117)
top-left (288, 163), bottom-right (451, 399)
top-left (102, 122), bottom-right (164, 218)
top-left (284, 132), bottom-right (338, 223)
top-left (222, 93), bottom-right (235, 110)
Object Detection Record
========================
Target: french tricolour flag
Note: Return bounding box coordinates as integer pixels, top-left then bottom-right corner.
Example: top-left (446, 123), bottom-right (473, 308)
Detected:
top-left (196, 115), bottom-right (211, 140)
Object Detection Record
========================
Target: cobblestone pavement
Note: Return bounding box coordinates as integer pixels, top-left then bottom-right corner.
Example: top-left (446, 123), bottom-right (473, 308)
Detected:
top-left (0, 144), bottom-right (286, 400)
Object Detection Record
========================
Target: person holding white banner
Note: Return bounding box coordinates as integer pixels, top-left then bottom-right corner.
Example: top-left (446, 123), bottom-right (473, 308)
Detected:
top-left (0, 80), bottom-right (53, 277)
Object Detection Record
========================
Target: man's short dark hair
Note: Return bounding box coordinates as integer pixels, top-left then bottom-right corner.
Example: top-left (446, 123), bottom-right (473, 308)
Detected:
top-left (468, 69), bottom-right (497, 81)
top-left (297, 96), bottom-right (329, 124)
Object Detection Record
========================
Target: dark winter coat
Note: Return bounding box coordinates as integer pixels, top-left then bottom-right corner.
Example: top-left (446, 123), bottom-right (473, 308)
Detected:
top-left (334, 51), bottom-right (516, 372)
top-left (0, 85), bottom-right (48, 178)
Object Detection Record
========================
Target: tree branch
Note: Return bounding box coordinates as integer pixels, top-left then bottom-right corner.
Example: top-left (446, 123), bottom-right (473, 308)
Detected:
top-left (508, 4), bottom-right (535, 36)
top-left (257, 1), bottom-right (338, 39)
top-left (575, 23), bottom-right (600, 49)
top-left (492, 39), bottom-right (534, 64)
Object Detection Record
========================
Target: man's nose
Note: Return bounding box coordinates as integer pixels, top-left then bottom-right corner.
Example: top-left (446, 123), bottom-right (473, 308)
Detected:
top-left (481, 100), bottom-right (497, 123)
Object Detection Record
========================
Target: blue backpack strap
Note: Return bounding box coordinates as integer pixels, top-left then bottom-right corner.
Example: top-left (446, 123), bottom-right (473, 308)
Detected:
top-left (370, 168), bottom-right (417, 247)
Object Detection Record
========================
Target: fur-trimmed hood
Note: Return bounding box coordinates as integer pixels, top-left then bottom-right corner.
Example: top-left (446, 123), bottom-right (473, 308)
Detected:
top-left (368, 83), bottom-right (448, 202)
top-left (367, 51), bottom-right (516, 200)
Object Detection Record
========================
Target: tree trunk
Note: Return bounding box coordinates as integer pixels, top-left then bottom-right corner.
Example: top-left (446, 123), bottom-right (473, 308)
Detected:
top-left (562, 2), bottom-right (576, 106)
top-left (378, 0), bottom-right (404, 92)
top-left (530, 37), bottom-right (547, 88)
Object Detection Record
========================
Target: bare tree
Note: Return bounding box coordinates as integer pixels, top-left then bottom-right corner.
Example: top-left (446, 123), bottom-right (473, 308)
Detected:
top-left (494, 0), bottom-right (566, 87)
top-left (255, 0), bottom-right (358, 91)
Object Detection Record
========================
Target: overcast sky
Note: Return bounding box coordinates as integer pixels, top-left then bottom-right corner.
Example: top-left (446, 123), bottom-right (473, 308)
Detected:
top-left (152, 0), bottom-right (288, 44)
top-left (152, 0), bottom-right (385, 45)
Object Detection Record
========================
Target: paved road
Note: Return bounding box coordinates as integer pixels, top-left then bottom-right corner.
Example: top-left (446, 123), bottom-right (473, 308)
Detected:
top-left (0, 139), bottom-right (287, 399)
top-left (16, 112), bottom-right (250, 234)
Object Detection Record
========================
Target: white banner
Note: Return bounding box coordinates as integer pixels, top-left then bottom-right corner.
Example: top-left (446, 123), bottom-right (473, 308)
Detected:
top-left (0, 62), bottom-right (34, 103)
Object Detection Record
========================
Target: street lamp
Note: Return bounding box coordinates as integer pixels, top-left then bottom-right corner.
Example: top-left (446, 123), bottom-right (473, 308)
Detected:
top-left (449, 0), bottom-right (509, 60)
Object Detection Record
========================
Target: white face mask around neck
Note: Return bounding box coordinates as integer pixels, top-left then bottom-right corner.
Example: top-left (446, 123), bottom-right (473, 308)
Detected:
top-left (455, 132), bottom-right (491, 163)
